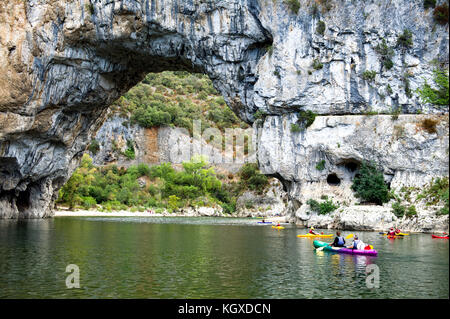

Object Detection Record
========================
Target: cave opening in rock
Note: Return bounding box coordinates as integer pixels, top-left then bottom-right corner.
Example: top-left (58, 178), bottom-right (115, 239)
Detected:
top-left (339, 159), bottom-right (360, 173)
top-left (345, 162), bottom-right (359, 172)
top-left (16, 188), bottom-right (31, 213)
top-left (327, 173), bottom-right (341, 186)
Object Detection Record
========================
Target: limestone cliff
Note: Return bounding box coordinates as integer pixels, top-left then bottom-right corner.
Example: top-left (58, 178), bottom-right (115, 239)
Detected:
top-left (0, 0), bottom-right (448, 218)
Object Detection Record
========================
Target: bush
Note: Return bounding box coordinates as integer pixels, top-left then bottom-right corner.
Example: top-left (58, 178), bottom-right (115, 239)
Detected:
top-left (362, 70), bottom-right (377, 82)
top-left (351, 161), bottom-right (389, 205)
top-left (285, 0), bottom-right (300, 13)
top-left (397, 29), bottom-right (413, 48)
top-left (416, 177), bottom-right (449, 208)
top-left (438, 188), bottom-right (449, 215)
top-left (433, 3), bottom-right (449, 25)
top-left (123, 140), bottom-right (135, 160)
top-left (291, 123), bottom-right (301, 132)
top-left (316, 160), bottom-right (325, 171)
top-left (168, 195), bottom-right (180, 211)
top-left (404, 76), bottom-right (412, 98)
top-left (81, 196), bottom-right (97, 209)
top-left (88, 139), bottom-right (100, 155)
top-left (239, 163), bottom-right (269, 192)
top-left (298, 110), bottom-right (317, 128)
top-left (392, 201), bottom-right (406, 217)
top-left (316, 21), bottom-right (326, 35)
top-left (419, 118), bottom-right (439, 134)
top-left (406, 205), bottom-right (417, 217)
top-left (254, 110), bottom-right (267, 120)
top-left (312, 59), bottom-right (323, 70)
top-left (307, 198), bottom-right (339, 215)
top-left (417, 68), bottom-right (449, 107)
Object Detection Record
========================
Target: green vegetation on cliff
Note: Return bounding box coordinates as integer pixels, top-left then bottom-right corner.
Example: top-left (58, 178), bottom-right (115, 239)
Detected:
top-left (351, 161), bottom-right (389, 205)
top-left (417, 68), bottom-right (449, 107)
top-left (417, 177), bottom-right (449, 215)
top-left (110, 71), bottom-right (248, 133)
top-left (307, 198), bottom-right (339, 215)
top-left (57, 154), bottom-right (270, 213)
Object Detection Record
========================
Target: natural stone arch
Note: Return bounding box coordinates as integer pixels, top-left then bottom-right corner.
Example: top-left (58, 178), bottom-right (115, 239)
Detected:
top-left (0, 0), bottom-right (448, 219)
top-left (0, 0), bottom-right (272, 218)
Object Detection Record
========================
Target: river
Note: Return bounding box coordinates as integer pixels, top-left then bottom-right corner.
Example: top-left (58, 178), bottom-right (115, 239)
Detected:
top-left (0, 217), bottom-right (448, 298)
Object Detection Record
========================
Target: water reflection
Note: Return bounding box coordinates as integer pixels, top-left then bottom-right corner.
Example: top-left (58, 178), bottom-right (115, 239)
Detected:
top-left (0, 218), bottom-right (448, 298)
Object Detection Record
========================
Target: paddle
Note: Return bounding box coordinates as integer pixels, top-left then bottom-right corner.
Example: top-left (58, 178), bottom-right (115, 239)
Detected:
top-left (316, 233), bottom-right (354, 251)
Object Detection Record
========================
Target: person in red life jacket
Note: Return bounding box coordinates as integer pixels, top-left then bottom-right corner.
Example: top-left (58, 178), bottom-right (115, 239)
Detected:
top-left (395, 228), bottom-right (401, 235)
top-left (309, 227), bottom-right (319, 235)
top-left (387, 227), bottom-right (396, 236)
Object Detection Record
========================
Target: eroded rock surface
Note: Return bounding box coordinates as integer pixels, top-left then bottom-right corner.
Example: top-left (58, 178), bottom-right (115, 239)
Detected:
top-left (0, 0), bottom-right (448, 218)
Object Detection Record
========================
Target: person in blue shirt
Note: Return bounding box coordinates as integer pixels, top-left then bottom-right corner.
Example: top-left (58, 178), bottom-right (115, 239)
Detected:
top-left (347, 235), bottom-right (362, 249)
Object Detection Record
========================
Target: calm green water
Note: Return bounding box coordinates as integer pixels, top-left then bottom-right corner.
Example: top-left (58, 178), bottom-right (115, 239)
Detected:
top-left (0, 217), bottom-right (448, 299)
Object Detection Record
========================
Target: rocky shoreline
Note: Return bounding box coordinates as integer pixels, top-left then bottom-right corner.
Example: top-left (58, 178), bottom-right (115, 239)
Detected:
top-left (55, 204), bottom-right (449, 234)
top-left (292, 205), bottom-right (449, 234)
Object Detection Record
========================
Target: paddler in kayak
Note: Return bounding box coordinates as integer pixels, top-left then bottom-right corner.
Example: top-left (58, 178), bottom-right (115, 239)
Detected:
top-left (308, 227), bottom-right (319, 235)
top-left (329, 231), bottom-right (346, 247)
top-left (387, 227), bottom-right (396, 236)
top-left (346, 235), bottom-right (368, 250)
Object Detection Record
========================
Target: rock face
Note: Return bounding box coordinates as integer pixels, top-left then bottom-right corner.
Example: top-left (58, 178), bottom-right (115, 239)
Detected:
top-left (0, 0), bottom-right (448, 218)
top-left (295, 205), bottom-right (449, 233)
top-left (91, 115), bottom-right (253, 171)
top-left (235, 178), bottom-right (288, 217)
top-left (256, 114), bottom-right (449, 204)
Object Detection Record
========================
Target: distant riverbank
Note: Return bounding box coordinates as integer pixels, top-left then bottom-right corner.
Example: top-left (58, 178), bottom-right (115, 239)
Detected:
top-left (54, 209), bottom-right (289, 223)
top-left (54, 205), bottom-right (448, 234)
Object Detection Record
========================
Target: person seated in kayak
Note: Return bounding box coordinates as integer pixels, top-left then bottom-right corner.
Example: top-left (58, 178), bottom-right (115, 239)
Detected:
top-left (395, 228), bottom-right (402, 235)
top-left (387, 227), bottom-right (396, 236)
top-left (329, 231), bottom-right (345, 247)
top-left (346, 235), bottom-right (365, 250)
top-left (309, 227), bottom-right (319, 235)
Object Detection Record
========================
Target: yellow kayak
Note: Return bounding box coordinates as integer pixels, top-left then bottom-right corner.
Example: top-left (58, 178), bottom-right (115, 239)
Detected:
top-left (297, 233), bottom-right (333, 238)
top-left (272, 226), bottom-right (285, 230)
top-left (381, 232), bottom-right (409, 236)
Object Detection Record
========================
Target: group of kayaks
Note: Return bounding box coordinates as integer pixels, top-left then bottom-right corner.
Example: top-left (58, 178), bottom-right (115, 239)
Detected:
top-left (257, 221), bottom-right (286, 229)
top-left (379, 232), bottom-right (410, 239)
top-left (295, 232), bottom-right (379, 256)
top-left (301, 230), bottom-right (448, 257)
top-left (258, 220), bottom-right (448, 256)
top-left (312, 240), bottom-right (379, 256)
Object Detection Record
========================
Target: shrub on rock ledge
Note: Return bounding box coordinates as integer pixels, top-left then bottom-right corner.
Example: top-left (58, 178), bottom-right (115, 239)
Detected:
top-left (351, 161), bottom-right (389, 205)
top-left (307, 198), bottom-right (339, 215)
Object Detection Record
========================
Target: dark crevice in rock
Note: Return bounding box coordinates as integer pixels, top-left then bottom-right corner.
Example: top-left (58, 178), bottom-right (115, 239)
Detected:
top-left (327, 173), bottom-right (341, 186)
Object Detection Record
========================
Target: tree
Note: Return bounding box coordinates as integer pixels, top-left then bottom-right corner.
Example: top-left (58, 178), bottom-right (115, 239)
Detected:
top-left (351, 161), bottom-right (389, 205)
